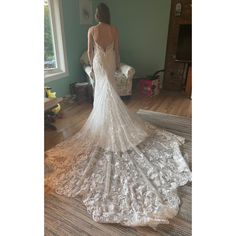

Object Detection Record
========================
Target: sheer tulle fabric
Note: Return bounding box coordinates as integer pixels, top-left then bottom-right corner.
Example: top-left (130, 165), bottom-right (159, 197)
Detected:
top-left (45, 43), bottom-right (191, 228)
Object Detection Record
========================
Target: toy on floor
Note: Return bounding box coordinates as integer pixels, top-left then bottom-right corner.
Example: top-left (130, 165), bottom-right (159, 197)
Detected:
top-left (44, 86), bottom-right (63, 130)
top-left (44, 86), bottom-right (61, 114)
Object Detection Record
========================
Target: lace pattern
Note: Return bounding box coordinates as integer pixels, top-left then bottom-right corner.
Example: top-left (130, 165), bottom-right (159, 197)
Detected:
top-left (45, 42), bottom-right (191, 228)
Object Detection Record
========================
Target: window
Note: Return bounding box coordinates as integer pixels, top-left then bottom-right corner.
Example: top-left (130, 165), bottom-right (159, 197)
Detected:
top-left (44, 0), bottom-right (68, 82)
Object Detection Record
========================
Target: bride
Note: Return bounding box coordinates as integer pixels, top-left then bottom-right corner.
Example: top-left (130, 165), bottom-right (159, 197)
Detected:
top-left (45, 3), bottom-right (191, 229)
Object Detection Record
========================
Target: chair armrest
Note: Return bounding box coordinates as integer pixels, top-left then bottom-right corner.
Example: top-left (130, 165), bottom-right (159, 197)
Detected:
top-left (120, 63), bottom-right (135, 79)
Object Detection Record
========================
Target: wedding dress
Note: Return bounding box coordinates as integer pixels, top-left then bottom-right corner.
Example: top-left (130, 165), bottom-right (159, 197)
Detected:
top-left (45, 30), bottom-right (191, 228)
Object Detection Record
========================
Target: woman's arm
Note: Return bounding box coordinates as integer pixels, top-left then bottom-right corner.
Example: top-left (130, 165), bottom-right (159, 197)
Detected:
top-left (114, 27), bottom-right (120, 70)
top-left (87, 27), bottom-right (94, 67)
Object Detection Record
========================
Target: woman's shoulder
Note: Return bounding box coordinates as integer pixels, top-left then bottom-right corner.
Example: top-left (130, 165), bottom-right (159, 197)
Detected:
top-left (88, 25), bottom-right (96, 34)
top-left (88, 24), bottom-right (102, 33)
top-left (88, 26), bottom-right (94, 30)
top-left (89, 24), bottom-right (118, 34)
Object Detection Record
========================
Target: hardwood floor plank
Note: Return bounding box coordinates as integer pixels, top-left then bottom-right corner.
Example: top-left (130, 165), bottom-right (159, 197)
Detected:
top-left (46, 193), bottom-right (139, 236)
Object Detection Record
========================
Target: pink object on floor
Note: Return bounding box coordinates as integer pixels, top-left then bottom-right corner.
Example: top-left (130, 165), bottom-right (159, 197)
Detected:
top-left (139, 78), bottom-right (161, 97)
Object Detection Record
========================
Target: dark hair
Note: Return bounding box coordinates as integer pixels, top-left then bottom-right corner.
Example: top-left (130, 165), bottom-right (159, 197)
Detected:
top-left (96, 3), bottom-right (110, 24)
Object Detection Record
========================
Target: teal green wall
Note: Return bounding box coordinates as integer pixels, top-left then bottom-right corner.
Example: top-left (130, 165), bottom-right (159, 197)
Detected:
top-left (46, 0), bottom-right (171, 97)
top-left (108, 0), bottom-right (171, 78)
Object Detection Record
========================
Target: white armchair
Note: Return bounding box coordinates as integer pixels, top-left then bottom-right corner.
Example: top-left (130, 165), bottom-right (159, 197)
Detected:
top-left (80, 51), bottom-right (135, 97)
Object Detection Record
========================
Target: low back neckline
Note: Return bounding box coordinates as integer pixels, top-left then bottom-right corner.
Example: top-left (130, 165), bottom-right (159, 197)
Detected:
top-left (93, 23), bottom-right (114, 53)
top-left (94, 41), bottom-right (114, 53)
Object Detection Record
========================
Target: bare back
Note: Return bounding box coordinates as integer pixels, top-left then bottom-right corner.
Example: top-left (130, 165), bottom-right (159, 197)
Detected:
top-left (93, 23), bottom-right (115, 51)
top-left (88, 23), bottom-right (120, 69)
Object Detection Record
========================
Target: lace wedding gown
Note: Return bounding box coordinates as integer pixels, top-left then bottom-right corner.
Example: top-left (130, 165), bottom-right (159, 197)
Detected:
top-left (45, 37), bottom-right (191, 228)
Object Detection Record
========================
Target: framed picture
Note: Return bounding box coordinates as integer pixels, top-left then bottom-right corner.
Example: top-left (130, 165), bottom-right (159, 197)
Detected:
top-left (79, 0), bottom-right (93, 25)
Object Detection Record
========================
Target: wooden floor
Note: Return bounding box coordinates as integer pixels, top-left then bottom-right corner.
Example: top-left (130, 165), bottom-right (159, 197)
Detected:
top-left (45, 86), bottom-right (192, 236)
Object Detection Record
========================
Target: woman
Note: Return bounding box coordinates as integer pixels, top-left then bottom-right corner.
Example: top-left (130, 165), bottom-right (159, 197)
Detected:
top-left (45, 3), bottom-right (191, 229)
